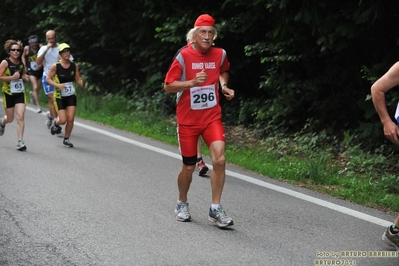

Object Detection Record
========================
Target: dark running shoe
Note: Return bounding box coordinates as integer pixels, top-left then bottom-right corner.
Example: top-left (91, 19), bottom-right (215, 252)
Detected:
top-left (50, 125), bottom-right (58, 135)
top-left (50, 123), bottom-right (62, 135)
top-left (382, 226), bottom-right (399, 250)
top-left (197, 159), bottom-right (209, 176)
top-left (63, 139), bottom-right (74, 148)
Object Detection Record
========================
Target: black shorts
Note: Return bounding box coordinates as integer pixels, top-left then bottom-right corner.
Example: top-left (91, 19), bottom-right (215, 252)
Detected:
top-left (55, 95), bottom-right (77, 111)
top-left (27, 68), bottom-right (43, 79)
top-left (2, 92), bottom-right (25, 108)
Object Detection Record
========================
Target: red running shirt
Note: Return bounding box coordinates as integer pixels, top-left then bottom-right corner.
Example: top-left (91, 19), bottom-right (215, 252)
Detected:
top-left (165, 45), bottom-right (230, 125)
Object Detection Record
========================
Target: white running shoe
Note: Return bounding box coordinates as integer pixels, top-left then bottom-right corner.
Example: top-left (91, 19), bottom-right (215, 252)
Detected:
top-left (16, 140), bottom-right (27, 151)
top-left (208, 205), bottom-right (234, 227)
top-left (175, 201), bottom-right (191, 222)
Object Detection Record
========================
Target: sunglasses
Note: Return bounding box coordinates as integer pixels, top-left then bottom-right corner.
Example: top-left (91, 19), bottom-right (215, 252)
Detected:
top-left (10, 49), bottom-right (21, 52)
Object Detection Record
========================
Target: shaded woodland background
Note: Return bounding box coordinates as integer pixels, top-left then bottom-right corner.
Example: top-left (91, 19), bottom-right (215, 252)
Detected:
top-left (1, 0), bottom-right (399, 154)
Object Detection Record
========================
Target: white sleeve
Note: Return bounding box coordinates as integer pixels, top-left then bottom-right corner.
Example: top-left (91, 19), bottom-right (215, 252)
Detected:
top-left (37, 46), bottom-right (47, 57)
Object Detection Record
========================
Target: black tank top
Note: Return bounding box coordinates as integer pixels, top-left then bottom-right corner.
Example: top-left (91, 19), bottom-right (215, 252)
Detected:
top-left (25, 46), bottom-right (42, 72)
top-left (55, 61), bottom-right (76, 83)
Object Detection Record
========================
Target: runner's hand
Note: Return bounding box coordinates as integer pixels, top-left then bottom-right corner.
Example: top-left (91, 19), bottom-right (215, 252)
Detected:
top-left (12, 72), bottom-right (20, 80)
top-left (194, 69), bottom-right (207, 85)
top-left (222, 86), bottom-right (234, 101)
top-left (383, 120), bottom-right (399, 144)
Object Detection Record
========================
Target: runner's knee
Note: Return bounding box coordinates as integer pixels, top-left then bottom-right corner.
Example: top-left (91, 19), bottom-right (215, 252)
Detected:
top-left (182, 155), bottom-right (197, 166)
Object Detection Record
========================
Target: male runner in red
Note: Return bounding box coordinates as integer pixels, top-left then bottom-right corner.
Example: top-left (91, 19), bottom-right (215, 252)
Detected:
top-left (164, 14), bottom-right (235, 227)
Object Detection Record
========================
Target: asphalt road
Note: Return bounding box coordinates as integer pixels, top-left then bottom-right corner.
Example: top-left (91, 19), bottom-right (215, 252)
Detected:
top-left (0, 104), bottom-right (398, 266)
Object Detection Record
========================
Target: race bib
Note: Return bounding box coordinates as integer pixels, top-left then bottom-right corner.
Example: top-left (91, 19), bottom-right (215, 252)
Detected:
top-left (61, 82), bottom-right (76, 97)
top-left (10, 79), bottom-right (25, 93)
top-left (190, 84), bottom-right (217, 110)
top-left (30, 61), bottom-right (39, 71)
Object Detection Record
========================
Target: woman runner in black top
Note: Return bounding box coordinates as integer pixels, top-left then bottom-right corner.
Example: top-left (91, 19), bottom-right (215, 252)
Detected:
top-left (45, 43), bottom-right (83, 147)
top-left (0, 39), bottom-right (29, 151)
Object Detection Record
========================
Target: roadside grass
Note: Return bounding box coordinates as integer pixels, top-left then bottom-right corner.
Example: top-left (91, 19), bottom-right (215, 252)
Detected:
top-left (35, 90), bottom-right (399, 213)
top-left (224, 143), bottom-right (397, 209)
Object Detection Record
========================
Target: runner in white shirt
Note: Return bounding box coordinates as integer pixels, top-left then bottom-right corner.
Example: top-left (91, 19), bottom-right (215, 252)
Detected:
top-left (36, 30), bottom-right (73, 131)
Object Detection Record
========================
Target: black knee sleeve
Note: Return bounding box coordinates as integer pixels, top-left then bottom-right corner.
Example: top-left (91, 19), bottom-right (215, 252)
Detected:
top-left (182, 155), bottom-right (197, 166)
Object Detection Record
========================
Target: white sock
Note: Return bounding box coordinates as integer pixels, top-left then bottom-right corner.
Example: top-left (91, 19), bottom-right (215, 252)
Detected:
top-left (211, 204), bottom-right (220, 210)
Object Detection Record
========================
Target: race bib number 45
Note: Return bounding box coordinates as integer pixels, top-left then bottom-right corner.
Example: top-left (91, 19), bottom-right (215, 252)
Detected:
top-left (10, 79), bottom-right (25, 93)
top-left (190, 84), bottom-right (217, 110)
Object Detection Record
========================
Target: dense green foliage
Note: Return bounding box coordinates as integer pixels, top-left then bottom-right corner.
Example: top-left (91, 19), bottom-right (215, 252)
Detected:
top-left (1, 1), bottom-right (399, 164)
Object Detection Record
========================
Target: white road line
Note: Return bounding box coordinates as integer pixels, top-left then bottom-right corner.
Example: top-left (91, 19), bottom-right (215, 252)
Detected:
top-left (227, 171), bottom-right (392, 227)
top-left (28, 106), bottom-right (393, 227)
